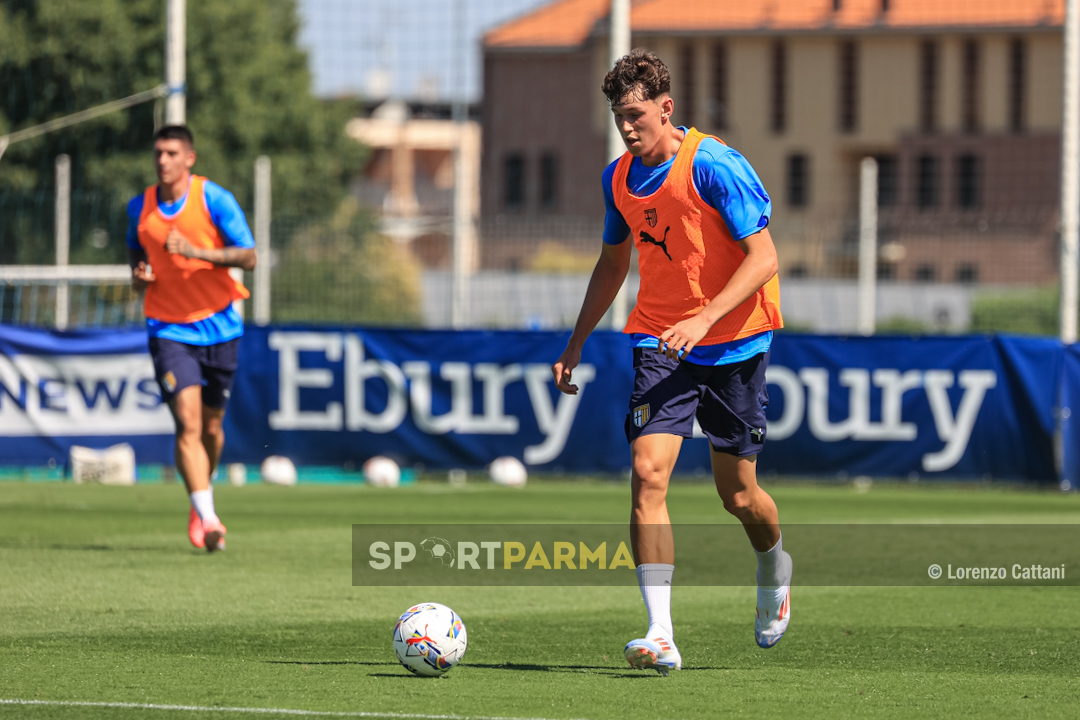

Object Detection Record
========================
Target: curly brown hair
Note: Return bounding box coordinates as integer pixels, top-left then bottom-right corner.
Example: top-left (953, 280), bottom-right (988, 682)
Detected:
top-left (602, 49), bottom-right (671, 105)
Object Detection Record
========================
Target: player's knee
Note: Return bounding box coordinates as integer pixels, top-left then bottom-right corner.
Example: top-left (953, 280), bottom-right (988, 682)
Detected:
top-left (202, 419), bottom-right (223, 439)
top-left (721, 489), bottom-right (755, 519)
top-left (632, 456), bottom-right (668, 486)
top-left (632, 469), bottom-right (669, 514)
top-left (174, 416), bottom-right (202, 441)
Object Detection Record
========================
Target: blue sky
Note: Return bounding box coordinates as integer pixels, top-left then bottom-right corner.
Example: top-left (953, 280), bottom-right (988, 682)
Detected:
top-left (297, 0), bottom-right (549, 102)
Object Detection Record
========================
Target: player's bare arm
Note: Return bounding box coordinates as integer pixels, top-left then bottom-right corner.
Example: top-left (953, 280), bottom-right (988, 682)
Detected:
top-left (659, 227), bottom-right (779, 359)
top-left (165, 228), bottom-right (257, 270)
top-left (553, 239), bottom-right (632, 394)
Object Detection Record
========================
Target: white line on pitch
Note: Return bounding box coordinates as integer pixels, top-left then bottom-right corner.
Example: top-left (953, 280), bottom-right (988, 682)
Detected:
top-left (0, 698), bottom-right (622, 720)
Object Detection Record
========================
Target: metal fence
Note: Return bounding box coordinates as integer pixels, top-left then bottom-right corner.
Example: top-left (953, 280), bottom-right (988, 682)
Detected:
top-left (0, 178), bottom-right (1070, 336)
top-left (1, 0), bottom-right (1076, 339)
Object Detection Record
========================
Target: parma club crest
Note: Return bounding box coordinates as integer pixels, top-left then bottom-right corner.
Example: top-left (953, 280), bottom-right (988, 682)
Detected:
top-left (633, 404), bottom-right (651, 428)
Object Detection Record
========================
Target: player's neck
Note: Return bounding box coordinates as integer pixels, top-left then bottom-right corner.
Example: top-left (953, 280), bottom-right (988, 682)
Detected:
top-left (638, 126), bottom-right (686, 167)
top-left (158, 173), bottom-right (192, 203)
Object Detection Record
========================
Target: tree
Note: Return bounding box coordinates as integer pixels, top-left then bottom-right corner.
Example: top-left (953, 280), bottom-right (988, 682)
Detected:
top-left (272, 199), bottom-right (423, 327)
top-left (0, 0), bottom-right (364, 264)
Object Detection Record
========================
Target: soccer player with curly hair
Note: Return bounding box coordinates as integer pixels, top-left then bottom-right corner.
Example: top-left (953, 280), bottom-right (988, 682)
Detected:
top-left (552, 49), bottom-right (792, 673)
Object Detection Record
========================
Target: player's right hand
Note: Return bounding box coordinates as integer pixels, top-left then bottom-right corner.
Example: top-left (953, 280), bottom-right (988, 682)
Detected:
top-left (131, 261), bottom-right (156, 292)
top-left (552, 347), bottom-right (582, 395)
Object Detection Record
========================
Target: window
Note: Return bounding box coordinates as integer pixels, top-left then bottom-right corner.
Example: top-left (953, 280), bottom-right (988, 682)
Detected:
top-left (877, 263), bottom-right (896, 280)
top-left (962, 40), bottom-right (980, 134)
top-left (680, 43), bottom-right (696, 127)
top-left (787, 153), bottom-right (809, 208)
top-left (540, 152), bottom-right (558, 208)
top-left (955, 263), bottom-right (979, 284)
top-left (876, 154), bottom-right (898, 207)
top-left (914, 264), bottom-right (937, 282)
top-left (839, 41), bottom-right (858, 133)
top-left (504, 153), bottom-right (525, 209)
top-left (711, 42), bottom-right (728, 131)
top-left (919, 41), bottom-right (937, 133)
top-left (916, 154), bottom-right (939, 209)
top-left (771, 41), bottom-right (786, 134)
top-left (956, 153), bottom-right (980, 209)
top-left (1009, 38), bottom-right (1026, 134)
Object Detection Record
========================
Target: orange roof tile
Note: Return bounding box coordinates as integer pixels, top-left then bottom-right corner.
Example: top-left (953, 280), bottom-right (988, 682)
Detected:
top-left (631, 0), bottom-right (1065, 33)
top-left (485, 0), bottom-right (1064, 49)
top-left (484, 0), bottom-right (610, 49)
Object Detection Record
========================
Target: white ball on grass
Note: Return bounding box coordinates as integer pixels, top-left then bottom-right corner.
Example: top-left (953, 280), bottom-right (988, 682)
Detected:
top-left (260, 455), bottom-right (297, 486)
top-left (364, 456), bottom-right (401, 488)
top-left (392, 602), bottom-right (468, 676)
top-left (488, 456), bottom-right (527, 487)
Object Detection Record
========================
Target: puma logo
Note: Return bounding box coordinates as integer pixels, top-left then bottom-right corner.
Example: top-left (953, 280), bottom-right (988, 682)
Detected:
top-left (639, 226), bottom-right (671, 260)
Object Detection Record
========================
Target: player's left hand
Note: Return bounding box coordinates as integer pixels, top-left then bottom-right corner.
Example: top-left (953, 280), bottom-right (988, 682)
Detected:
top-left (552, 346), bottom-right (583, 395)
top-left (659, 315), bottom-right (713, 360)
top-left (165, 228), bottom-right (196, 258)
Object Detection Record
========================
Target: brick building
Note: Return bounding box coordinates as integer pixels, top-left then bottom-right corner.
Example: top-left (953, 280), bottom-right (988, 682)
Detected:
top-left (480, 0), bottom-right (1065, 283)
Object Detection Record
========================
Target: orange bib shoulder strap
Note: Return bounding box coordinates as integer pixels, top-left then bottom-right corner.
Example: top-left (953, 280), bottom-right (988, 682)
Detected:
top-left (140, 175), bottom-right (211, 219)
top-left (611, 128), bottom-right (708, 199)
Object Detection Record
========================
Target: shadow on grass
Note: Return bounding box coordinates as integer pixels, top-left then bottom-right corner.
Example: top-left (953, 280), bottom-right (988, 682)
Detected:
top-left (467, 662), bottom-right (725, 672)
top-left (267, 660), bottom-right (377, 666)
top-left (267, 660), bottom-right (726, 674)
top-left (0, 542), bottom-right (177, 552)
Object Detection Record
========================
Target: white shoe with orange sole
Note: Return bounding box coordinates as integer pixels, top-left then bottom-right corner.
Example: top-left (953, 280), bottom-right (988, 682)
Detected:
top-left (624, 636), bottom-right (682, 676)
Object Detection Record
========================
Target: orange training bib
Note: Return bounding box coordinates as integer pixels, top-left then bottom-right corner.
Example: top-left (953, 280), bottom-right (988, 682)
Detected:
top-left (136, 175), bottom-right (249, 324)
top-left (612, 128), bottom-right (782, 344)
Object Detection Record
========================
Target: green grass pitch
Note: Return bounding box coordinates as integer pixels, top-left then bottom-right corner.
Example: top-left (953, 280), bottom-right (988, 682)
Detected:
top-left (1, 479), bottom-right (1079, 719)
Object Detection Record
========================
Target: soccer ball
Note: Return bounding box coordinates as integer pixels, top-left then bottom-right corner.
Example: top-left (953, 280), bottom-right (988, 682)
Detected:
top-left (363, 456), bottom-right (401, 487)
top-left (488, 456), bottom-right (527, 487)
top-left (392, 602), bottom-right (468, 676)
top-left (260, 455), bottom-right (297, 486)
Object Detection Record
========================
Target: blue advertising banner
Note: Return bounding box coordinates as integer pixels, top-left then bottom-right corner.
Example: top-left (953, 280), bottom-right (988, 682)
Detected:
top-left (762, 334), bottom-right (1061, 481)
top-left (225, 326), bottom-right (630, 473)
top-left (0, 323), bottom-right (1071, 483)
top-left (1058, 344), bottom-right (1080, 489)
top-left (0, 325), bottom-right (173, 465)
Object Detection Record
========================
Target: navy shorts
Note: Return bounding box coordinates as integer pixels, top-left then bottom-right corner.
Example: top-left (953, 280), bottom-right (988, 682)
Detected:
top-left (148, 337), bottom-right (239, 408)
top-left (624, 347), bottom-right (770, 457)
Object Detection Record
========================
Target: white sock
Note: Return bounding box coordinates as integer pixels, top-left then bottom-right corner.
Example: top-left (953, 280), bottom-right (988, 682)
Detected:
top-left (189, 488), bottom-right (219, 526)
top-left (756, 534), bottom-right (793, 589)
top-left (636, 563), bottom-right (674, 639)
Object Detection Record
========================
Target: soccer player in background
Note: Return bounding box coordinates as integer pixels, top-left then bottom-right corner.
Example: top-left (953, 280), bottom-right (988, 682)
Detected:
top-left (552, 50), bottom-right (792, 673)
top-left (127, 125), bottom-right (256, 553)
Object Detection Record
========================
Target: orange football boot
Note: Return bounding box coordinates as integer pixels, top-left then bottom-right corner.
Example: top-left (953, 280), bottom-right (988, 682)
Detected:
top-left (188, 507), bottom-right (205, 549)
